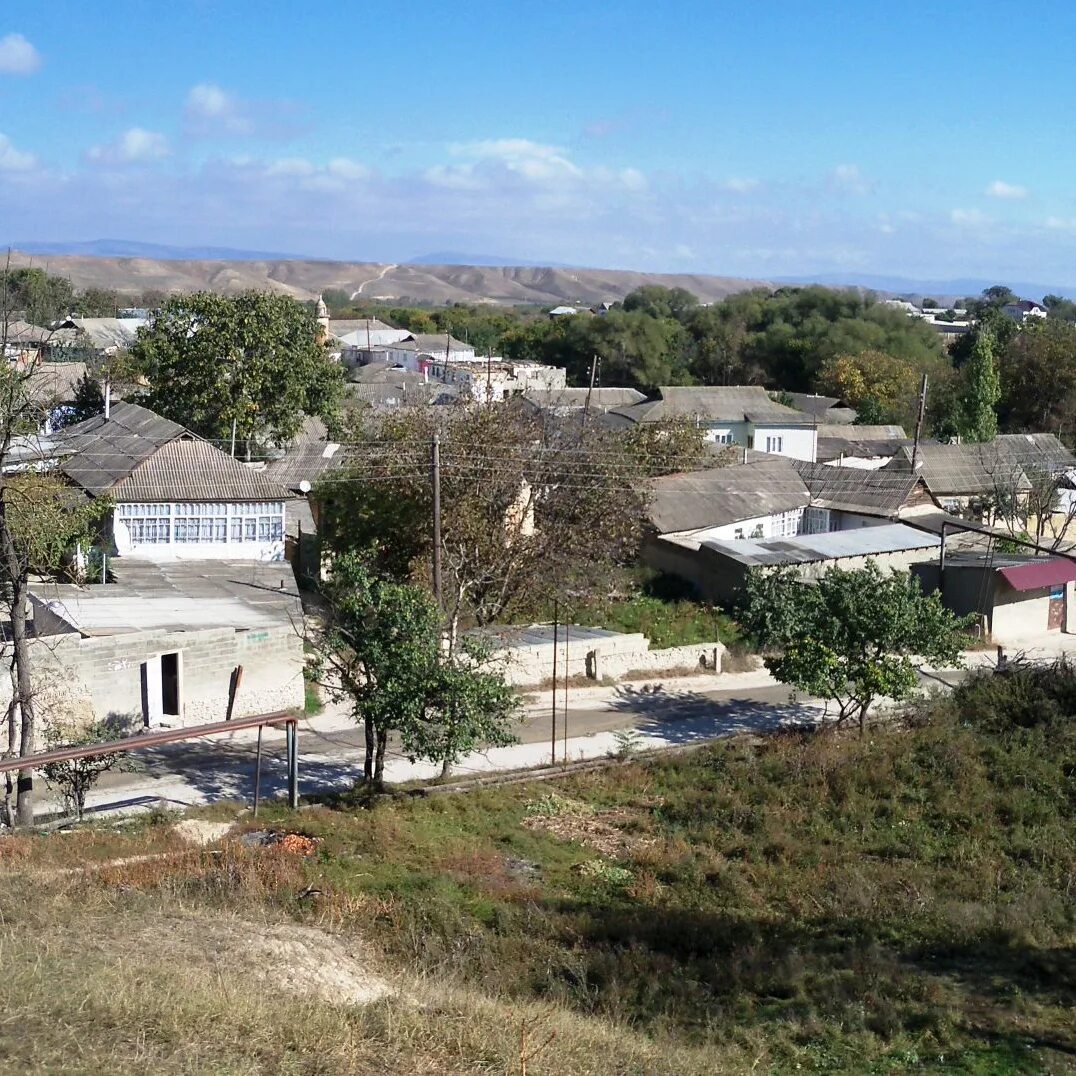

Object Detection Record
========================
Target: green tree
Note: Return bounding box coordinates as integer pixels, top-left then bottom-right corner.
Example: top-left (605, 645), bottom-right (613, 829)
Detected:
top-left (132, 291), bottom-right (343, 459)
top-left (622, 285), bottom-right (700, 321)
top-left (0, 267), bottom-right (75, 325)
top-left (40, 717), bottom-right (129, 821)
top-left (957, 327), bottom-right (1000, 442)
top-left (317, 401), bottom-right (692, 632)
top-left (741, 561), bottom-right (969, 733)
top-left (998, 318), bottom-right (1076, 435)
top-left (316, 553), bottom-right (518, 785)
top-left (817, 349), bottom-right (921, 427)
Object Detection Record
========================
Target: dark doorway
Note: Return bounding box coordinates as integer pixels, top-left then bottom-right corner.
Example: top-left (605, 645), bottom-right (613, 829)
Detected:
top-left (161, 652), bottom-right (180, 716)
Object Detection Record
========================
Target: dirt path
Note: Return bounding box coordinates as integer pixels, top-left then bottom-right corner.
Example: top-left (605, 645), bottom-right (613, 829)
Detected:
top-left (351, 263), bottom-right (397, 298)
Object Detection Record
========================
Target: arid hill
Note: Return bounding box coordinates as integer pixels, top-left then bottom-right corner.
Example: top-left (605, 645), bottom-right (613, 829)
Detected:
top-left (7, 250), bottom-right (771, 306)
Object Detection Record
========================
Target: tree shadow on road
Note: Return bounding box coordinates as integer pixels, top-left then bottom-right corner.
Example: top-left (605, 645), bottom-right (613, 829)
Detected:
top-left (606, 686), bottom-right (822, 746)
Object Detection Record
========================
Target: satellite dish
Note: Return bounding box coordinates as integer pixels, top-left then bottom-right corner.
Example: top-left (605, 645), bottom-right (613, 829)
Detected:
top-left (298, 480), bottom-right (312, 494)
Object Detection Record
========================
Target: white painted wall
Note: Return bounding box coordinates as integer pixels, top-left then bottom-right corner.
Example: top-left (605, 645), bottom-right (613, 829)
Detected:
top-left (751, 423), bottom-right (817, 462)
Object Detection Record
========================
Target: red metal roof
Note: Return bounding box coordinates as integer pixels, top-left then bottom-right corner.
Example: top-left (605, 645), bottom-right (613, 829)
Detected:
top-left (997, 559), bottom-right (1076, 592)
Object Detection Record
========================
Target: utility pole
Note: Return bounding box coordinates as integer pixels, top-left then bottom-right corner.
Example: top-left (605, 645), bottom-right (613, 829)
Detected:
top-left (550, 600), bottom-right (559, 765)
top-left (581, 354), bottom-right (598, 431)
top-left (431, 433), bottom-right (442, 608)
top-left (911, 373), bottom-right (929, 472)
top-left (486, 347), bottom-right (492, 404)
top-left (230, 416), bottom-right (237, 458)
top-left (562, 619), bottom-right (570, 763)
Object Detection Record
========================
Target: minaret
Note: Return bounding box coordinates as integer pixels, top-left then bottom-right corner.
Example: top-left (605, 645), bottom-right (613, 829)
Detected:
top-left (315, 294), bottom-right (330, 341)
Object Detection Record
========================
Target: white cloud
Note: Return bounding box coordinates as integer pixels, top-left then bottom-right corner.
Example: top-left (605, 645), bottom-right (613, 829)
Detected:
top-left (0, 132), bottom-right (36, 171)
top-left (86, 127), bottom-right (171, 165)
top-left (830, 163), bottom-right (874, 195)
top-left (950, 207), bottom-right (988, 226)
top-left (0, 33), bottom-right (41, 75)
top-left (187, 82), bottom-right (232, 119)
top-left (327, 157), bottom-right (370, 181)
top-left (265, 157), bottom-right (316, 177)
top-left (985, 179), bottom-right (1028, 200)
top-left (722, 177), bottom-right (759, 193)
top-left (452, 138), bottom-right (582, 182)
top-left (184, 81), bottom-right (303, 139)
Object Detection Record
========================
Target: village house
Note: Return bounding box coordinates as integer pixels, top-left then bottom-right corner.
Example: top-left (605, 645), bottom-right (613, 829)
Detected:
top-left (786, 392), bottom-right (857, 425)
top-left (913, 552), bottom-right (1076, 641)
top-left (816, 424), bottom-right (910, 469)
top-left (884, 435), bottom-right (1076, 520)
top-left (642, 457), bottom-right (929, 601)
top-left (53, 401), bottom-right (290, 562)
top-left (54, 316), bottom-right (147, 355)
top-left (522, 386), bottom-right (647, 415)
top-left (1001, 299), bottom-right (1048, 323)
top-left (27, 558), bottom-right (305, 729)
top-left (609, 386), bottom-right (820, 462)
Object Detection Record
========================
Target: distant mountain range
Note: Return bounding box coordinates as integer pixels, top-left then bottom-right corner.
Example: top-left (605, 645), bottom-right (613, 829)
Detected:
top-left (3, 244), bottom-right (771, 306)
top-left (11, 239), bottom-right (309, 261)
top-left (7, 240), bottom-right (1076, 305)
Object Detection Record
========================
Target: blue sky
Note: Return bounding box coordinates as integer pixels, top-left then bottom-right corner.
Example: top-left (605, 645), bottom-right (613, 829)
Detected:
top-left (3, 1), bottom-right (1076, 282)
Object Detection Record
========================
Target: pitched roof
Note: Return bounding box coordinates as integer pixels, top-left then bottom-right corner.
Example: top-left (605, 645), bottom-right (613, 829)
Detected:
top-left (56, 401), bottom-right (187, 494)
top-left (25, 361), bottom-right (88, 405)
top-left (793, 460), bottom-right (921, 515)
top-left (816, 424), bottom-right (911, 462)
top-left (54, 400), bottom-right (287, 502)
top-left (4, 320), bottom-right (53, 345)
top-left (700, 522), bottom-right (940, 567)
top-left (112, 439), bottom-right (288, 502)
top-left (649, 459), bottom-right (810, 533)
top-left (786, 392), bottom-right (840, 416)
top-left (327, 317), bottom-right (400, 338)
top-left (523, 387), bottom-right (647, 411)
top-left (62, 317), bottom-right (145, 350)
top-left (399, 332), bottom-right (471, 355)
top-left (614, 385), bottom-right (816, 426)
top-left (263, 441), bottom-right (344, 491)
top-left (886, 442), bottom-right (1033, 496)
top-left (994, 433), bottom-right (1076, 475)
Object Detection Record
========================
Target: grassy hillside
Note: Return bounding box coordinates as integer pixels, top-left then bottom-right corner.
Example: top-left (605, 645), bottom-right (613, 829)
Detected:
top-left (0, 664), bottom-right (1072, 1073)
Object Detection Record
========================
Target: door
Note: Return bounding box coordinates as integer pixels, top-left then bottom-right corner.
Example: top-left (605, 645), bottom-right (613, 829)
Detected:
top-left (1048, 587), bottom-right (1065, 631)
top-left (161, 652), bottom-right (181, 717)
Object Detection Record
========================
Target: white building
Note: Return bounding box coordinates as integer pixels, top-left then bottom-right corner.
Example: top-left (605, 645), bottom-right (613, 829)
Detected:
top-left (610, 386), bottom-right (819, 462)
top-left (54, 402), bottom-right (289, 562)
top-left (1001, 299), bottom-right (1048, 323)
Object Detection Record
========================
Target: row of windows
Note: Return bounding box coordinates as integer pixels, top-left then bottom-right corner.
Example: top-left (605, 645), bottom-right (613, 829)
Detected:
top-left (118, 502), bottom-right (284, 545)
top-left (118, 502), bottom-right (284, 518)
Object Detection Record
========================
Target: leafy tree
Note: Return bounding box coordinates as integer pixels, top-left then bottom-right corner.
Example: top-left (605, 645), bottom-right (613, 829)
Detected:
top-left (622, 285), bottom-right (700, 321)
top-left (316, 552), bottom-right (518, 785)
top-left (741, 561), bottom-right (969, 733)
top-left (998, 319), bottom-right (1076, 436)
top-left (816, 349), bottom-right (920, 427)
top-left (132, 291), bottom-right (343, 459)
top-left (55, 373), bottom-right (105, 429)
top-left (1043, 294), bottom-right (1076, 323)
top-left (318, 402), bottom-right (702, 632)
top-left (0, 267), bottom-right (75, 325)
top-left (957, 327), bottom-right (1000, 442)
top-left (40, 718), bottom-right (129, 821)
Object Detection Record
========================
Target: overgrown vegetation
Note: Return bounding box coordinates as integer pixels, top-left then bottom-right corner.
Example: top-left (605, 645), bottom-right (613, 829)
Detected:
top-left (1, 662), bottom-right (1072, 1072)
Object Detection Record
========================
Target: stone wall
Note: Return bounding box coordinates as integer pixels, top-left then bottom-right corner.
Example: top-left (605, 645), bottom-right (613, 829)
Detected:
top-left (587, 641), bottom-right (725, 681)
top-left (9, 624), bottom-right (304, 741)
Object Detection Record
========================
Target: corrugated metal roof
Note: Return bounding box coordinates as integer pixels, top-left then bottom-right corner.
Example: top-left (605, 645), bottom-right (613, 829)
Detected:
top-left (702, 522), bottom-right (940, 567)
top-left (62, 317), bottom-right (145, 350)
top-left (113, 439), bottom-right (288, 502)
top-left (997, 559), bottom-right (1076, 592)
top-left (817, 424), bottom-right (908, 441)
top-left (650, 459), bottom-right (810, 533)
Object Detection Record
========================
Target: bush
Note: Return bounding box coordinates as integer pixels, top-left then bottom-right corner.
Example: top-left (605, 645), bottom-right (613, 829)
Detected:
top-left (950, 659), bottom-right (1076, 733)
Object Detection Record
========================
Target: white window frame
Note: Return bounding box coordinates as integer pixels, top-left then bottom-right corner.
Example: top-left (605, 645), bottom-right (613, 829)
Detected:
top-left (765, 435), bottom-right (784, 454)
top-left (117, 501), bottom-right (285, 547)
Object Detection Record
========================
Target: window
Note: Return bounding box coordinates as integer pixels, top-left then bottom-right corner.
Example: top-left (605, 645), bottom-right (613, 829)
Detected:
top-left (713, 432), bottom-right (735, 445)
top-left (118, 501), bottom-right (285, 547)
top-left (802, 507), bottom-right (832, 535)
top-left (765, 435), bottom-right (784, 454)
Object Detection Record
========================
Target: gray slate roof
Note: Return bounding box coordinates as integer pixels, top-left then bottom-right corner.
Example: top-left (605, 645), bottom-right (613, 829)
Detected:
top-left (793, 460), bottom-right (920, 515)
top-left (60, 317), bottom-right (145, 350)
top-left (786, 393), bottom-right (856, 423)
top-left (650, 459), bottom-right (810, 533)
top-left (994, 433), bottom-right (1076, 475)
top-left (264, 442), bottom-right (344, 491)
top-left (328, 317), bottom-right (399, 338)
top-left (816, 423), bottom-right (911, 462)
top-left (613, 385), bottom-right (817, 426)
top-left (55, 400), bottom-right (287, 502)
top-left (114, 439), bottom-right (287, 503)
top-left (885, 442), bottom-right (1036, 497)
top-left (702, 523), bottom-right (940, 567)
top-left (522, 387), bottom-right (647, 411)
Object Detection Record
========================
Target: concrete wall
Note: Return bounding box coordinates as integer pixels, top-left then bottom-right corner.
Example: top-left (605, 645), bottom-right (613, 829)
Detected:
top-left (700, 421), bottom-right (817, 462)
top-left (491, 629), bottom-right (726, 687)
top-left (10, 624), bottom-right (304, 739)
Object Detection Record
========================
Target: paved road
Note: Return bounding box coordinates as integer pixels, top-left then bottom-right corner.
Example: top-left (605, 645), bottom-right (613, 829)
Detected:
top-left (68, 667), bottom-right (967, 818)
